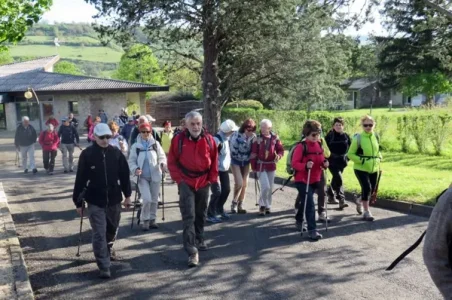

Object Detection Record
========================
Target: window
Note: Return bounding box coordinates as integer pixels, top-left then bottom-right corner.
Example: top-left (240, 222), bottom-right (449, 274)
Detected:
top-left (68, 101), bottom-right (79, 114)
top-left (16, 102), bottom-right (40, 122)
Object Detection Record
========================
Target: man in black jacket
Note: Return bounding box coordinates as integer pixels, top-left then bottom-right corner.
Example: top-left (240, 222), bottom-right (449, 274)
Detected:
top-left (58, 117), bottom-right (80, 173)
top-left (68, 113), bottom-right (79, 129)
top-left (14, 116), bottom-right (38, 174)
top-left (72, 123), bottom-right (132, 279)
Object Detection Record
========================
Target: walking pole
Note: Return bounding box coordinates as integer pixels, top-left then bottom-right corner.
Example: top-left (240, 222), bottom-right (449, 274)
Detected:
top-left (324, 169), bottom-right (329, 232)
top-left (272, 176), bottom-right (293, 195)
top-left (131, 176), bottom-right (140, 229)
top-left (303, 167), bottom-right (312, 236)
top-left (15, 150), bottom-right (18, 167)
top-left (161, 164), bottom-right (165, 221)
top-left (76, 203), bottom-right (84, 257)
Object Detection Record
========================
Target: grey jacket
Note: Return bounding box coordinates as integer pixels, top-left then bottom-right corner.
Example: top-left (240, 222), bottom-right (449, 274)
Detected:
top-left (423, 187), bottom-right (452, 299)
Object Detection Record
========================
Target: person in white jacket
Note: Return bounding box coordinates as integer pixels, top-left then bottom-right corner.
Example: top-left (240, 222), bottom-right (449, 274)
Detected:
top-left (128, 123), bottom-right (167, 231)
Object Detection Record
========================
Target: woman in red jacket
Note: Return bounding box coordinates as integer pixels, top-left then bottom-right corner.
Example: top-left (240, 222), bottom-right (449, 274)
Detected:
top-left (291, 120), bottom-right (328, 240)
top-left (250, 119), bottom-right (284, 216)
top-left (39, 124), bottom-right (60, 175)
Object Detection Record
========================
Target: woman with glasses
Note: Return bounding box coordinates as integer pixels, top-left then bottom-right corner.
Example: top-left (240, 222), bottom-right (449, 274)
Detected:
top-left (229, 119), bottom-right (257, 214)
top-left (128, 123), bottom-right (167, 231)
top-left (347, 115), bottom-right (382, 221)
top-left (108, 121), bottom-right (128, 156)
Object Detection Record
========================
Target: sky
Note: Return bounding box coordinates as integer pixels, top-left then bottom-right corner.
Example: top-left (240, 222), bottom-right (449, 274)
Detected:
top-left (42, 0), bottom-right (388, 37)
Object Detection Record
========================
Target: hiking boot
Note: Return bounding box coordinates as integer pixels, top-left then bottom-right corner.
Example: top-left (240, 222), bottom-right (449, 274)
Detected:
top-left (196, 240), bottom-right (208, 251)
top-left (237, 202), bottom-right (247, 214)
top-left (149, 219), bottom-right (159, 229)
top-left (69, 168), bottom-right (74, 173)
top-left (24, 169), bottom-right (28, 174)
top-left (64, 170), bottom-right (68, 174)
top-left (206, 216), bottom-right (222, 223)
top-left (309, 230), bottom-right (323, 241)
top-left (188, 253), bottom-right (199, 268)
top-left (339, 202), bottom-right (349, 210)
top-left (355, 196), bottom-right (363, 215)
top-left (99, 268), bottom-right (111, 279)
top-left (141, 220), bottom-right (150, 231)
top-left (32, 168), bottom-right (38, 174)
top-left (328, 196), bottom-right (339, 204)
top-left (265, 208), bottom-right (271, 215)
top-left (318, 211), bottom-right (330, 223)
top-left (220, 212), bottom-right (230, 220)
top-left (231, 201), bottom-right (238, 214)
top-left (295, 221), bottom-right (303, 232)
top-left (109, 248), bottom-right (118, 261)
top-left (363, 211), bottom-right (375, 222)
top-left (259, 206), bottom-right (266, 216)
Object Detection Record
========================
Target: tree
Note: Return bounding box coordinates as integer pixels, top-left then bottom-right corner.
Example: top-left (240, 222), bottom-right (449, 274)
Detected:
top-left (113, 44), bottom-right (166, 86)
top-left (86, 0), bottom-right (365, 132)
top-left (167, 67), bottom-right (202, 99)
top-left (0, 0), bottom-right (52, 49)
top-left (54, 61), bottom-right (83, 75)
top-left (401, 73), bottom-right (452, 103)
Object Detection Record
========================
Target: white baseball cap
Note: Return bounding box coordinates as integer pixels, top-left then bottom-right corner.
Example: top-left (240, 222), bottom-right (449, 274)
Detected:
top-left (94, 123), bottom-right (112, 136)
top-left (220, 119), bottom-right (239, 133)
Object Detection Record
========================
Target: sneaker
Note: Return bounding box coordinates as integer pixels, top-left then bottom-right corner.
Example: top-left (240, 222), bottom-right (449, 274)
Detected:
top-left (265, 208), bottom-right (271, 215)
top-left (328, 196), bottom-right (339, 204)
top-left (69, 169), bottom-right (74, 173)
top-left (339, 202), bottom-right (349, 210)
top-left (196, 240), bottom-right (208, 251)
top-left (295, 221), bottom-right (303, 232)
top-left (109, 248), bottom-right (118, 261)
top-left (237, 202), bottom-right (247, 214)
top-left (149, 219), bottom-right (159, 229)
top-left (64, 170), bottom-right (68, 174)
top-left (24, 169), bottom-right (28, 174)
top-left (363, 211), bottom-right (375, 222)
top-left (318, 211), bottom-right (330, 223)
top-left (32, 168), bottom-right (38, 174)
top-left (220, 212), bottom-right (230, 220)
top-left (259, 206), bottom-right (266, 216)
top-left (309, 230), bottom-right (323, 241)
top-left (206, 216), bottom-right (222, 223)
top-left (231, 201), bottom-right (238, 214)
top-left (188, 253), bottom-right (199, 268)
top-left (141, 220), bottom-right (150, 231)
top-left (355, 196), bottom-right (363, 215)
top-left (99, 268), bottom-right (111, 279)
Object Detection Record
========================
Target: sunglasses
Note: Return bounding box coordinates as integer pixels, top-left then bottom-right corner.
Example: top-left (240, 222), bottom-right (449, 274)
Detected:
top-left (310, 132), bottom-right (320, 137)
top-left (141, 131), bottom-right (151, 134)
top-left (245, 127), bottom-right (256, 132)
top-left (363, 124), bottom-right (374, 128)
top-left (98, 135), bottom-right (112, 140)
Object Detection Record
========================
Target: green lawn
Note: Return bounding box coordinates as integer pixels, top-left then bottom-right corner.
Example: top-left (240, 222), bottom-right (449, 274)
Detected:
top-left (276, 151), bottom-right (452, 206)
top-left (23, 35), bottom-right (102, 44)
top-left (9, 45), bottom-right (123, 63)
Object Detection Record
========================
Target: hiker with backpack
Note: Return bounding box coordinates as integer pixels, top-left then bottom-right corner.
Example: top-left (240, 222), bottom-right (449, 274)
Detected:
top-left (250, 119), bottom-right (284, 216)
top-left (325, 117), bottom-right (351, 210)
top-left (128, 122), bottom-right (167, 231)
top-left (292, 120), bottom-right (328, 240)
top-left (229, 118), bottom-right (257, 214)
top-left (167, 111), bottom-right (218, 267)
top-left (347, 115), bottom-right (382, 221)
top-left (108, 121), bottom-right (128, 156)
top-left (206, 120), bottom-right (239, 223)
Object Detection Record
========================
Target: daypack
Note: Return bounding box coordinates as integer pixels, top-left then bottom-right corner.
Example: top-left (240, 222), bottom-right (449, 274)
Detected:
top-left (135, 142), bottom-right (159, 158)
top-left (354, 132), bottom-right (380, 155)
top-left (214, 134), bottom-right (224, 153)
top-left (386, 188), bottom-right (450, 271)
top-left (286, 140), bottom-right (324, 175)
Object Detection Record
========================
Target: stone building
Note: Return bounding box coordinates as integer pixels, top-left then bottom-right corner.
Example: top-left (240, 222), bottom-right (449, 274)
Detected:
top-left (0, 56), bottom-right (169, 131)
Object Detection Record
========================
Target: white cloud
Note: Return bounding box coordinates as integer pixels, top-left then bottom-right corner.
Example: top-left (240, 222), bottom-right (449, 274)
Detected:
top-left (42, 0), bottom-right (97, 24)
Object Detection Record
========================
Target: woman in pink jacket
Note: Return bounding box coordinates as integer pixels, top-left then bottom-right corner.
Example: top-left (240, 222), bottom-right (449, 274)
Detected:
top-left (88, 116), bottom-right (101, 142)
top-left (39, 124), bottom-right (60, 175)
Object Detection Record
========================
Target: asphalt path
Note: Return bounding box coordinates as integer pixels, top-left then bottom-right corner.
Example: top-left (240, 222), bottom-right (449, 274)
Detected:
top-left (0, 139), bottom-right (442, 300)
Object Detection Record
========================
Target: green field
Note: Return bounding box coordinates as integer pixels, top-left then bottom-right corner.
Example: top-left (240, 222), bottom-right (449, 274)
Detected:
top-left (9, 44), bottom-right (122, 63)
top-left (22, 35), bottom-right (102, 44)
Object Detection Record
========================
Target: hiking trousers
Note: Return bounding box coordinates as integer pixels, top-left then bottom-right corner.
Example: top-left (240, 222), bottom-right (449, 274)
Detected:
top-left (138, 176), bottom-right (160, 222)
top-left (60, 143), bottom-right (75, 171)
top-left (42, 150), bottom-right (57, 172)
top-left (354, 169), bottom-right (378, 201)
top-left (20, 145), bottom-right (35, 170)
top-left (208, 171), bottom-right (231, 216)
top-left (231, 164), bottom-right (250, 204)
top-left (327, 165), bottom-right (346, 203)
top-left (258, 170), bottom-right (275, 208)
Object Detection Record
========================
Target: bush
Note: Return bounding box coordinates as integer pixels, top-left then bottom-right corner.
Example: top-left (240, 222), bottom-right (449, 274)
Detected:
top-left (226, 99), bottom-right (264, 110)
top-left (397, 115), bottom-right (411, 153)
top-left (408, 114), bottom-right (430, 154)
top-left (429, 113), bottom-right (452, 155)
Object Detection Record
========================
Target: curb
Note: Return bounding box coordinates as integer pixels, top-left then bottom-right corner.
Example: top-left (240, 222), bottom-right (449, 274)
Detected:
top-left (249, 173), bottom-right (434, 218)
top-left (0, 183), bottom-right (34, 300)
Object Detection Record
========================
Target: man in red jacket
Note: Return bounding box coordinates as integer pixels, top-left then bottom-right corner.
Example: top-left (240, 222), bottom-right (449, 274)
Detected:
top-left (168, 111), bottom-right (218, 268)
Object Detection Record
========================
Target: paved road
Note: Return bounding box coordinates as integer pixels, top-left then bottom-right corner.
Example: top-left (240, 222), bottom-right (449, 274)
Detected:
top-left (0, 138), bottom-right (442, 299)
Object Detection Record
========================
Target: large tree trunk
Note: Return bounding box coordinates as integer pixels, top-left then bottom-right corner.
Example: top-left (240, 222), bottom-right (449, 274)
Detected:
top-left (202, 2), bottom-right (221, 133)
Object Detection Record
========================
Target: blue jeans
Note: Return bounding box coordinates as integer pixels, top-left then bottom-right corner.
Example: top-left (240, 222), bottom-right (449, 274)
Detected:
top-left (295, 182), bottom-right (317, 232)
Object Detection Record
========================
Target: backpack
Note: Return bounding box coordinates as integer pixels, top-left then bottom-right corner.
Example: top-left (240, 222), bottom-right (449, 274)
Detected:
top-left (354, 132), bottom-right (380, 155)
top-left (214, 134), bottom-right (224, 153)
top-left (286, 140), bottom-right (323, 175)
top-left (177, 130), bottom-right (213, 155)
top-left (135, 142), bottom-right (159, 158)
top-left (386, 188), bottom-right (450, 271)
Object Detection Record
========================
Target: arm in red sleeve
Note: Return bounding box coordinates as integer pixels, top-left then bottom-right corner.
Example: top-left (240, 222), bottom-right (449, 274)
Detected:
top-left (53, 132), bottom-right (60, 149)
top-left (250, 140), bottom-right (258, 171)
top-left (208, 135), bottom-right (219, 184)
top-left (167, 135), bottom-right (182, 184)
top-left (292, 144), bottom-right (307, 172)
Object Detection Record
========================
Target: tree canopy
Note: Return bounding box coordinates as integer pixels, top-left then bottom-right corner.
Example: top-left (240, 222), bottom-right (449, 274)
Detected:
top-left (54, 61), bottom-right (83, 75)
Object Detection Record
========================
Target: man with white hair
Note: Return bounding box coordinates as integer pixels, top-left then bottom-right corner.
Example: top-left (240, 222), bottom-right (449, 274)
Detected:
top-left (14, 116), bottom-right (38, 174)
top-left (168, 111), bottom-right (219, 267)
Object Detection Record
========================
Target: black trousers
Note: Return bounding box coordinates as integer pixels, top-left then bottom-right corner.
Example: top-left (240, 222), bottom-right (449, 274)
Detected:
top-left (327, 165), bottom-right (346, 203)
top-left (43, 150), bottom-right (57, 172)
top-left (179, 182), bottom-right (210, 255)
top-left (207, 171), bottom-right (231, 216)
top-left (294, 172), bottom-right (326, 214)
top-left (354, 169), bottom-right (378, 201)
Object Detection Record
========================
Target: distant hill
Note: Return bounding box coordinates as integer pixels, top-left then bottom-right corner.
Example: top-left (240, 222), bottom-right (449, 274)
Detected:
top-left (9, 23), bottom-right (123, 77)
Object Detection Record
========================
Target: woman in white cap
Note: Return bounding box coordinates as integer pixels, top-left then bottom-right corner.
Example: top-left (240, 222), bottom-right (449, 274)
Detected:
top-left (206, 119), bottom-right (239, 223)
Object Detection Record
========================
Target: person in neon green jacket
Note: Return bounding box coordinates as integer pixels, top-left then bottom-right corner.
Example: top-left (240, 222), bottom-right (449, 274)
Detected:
top-left (347, 115), bottom-right (382, 221)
